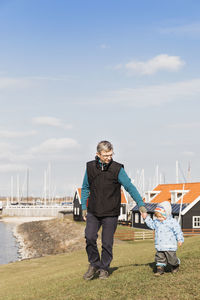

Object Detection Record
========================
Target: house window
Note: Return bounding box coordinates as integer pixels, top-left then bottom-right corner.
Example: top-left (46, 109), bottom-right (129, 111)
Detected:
top-left (170, 190), bottom-right (189, 204)
top-left (120, 205), bottom-right (126, 215)
top-left (193, 216), bottom-right (200, 228)
top-left (145, 191), bottom-right (160, 203)
top-left (135, 213), bottom-right (139, 223)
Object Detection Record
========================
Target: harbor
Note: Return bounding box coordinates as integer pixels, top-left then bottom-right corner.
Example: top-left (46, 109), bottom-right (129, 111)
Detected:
top-left (0, 214), bottom-right (85, 263)
top-left (0, 216), bottom-right (56, 264)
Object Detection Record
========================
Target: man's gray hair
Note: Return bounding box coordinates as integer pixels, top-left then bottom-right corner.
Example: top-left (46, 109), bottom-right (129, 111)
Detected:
top-left (97, 140), bottom-right (113, 153)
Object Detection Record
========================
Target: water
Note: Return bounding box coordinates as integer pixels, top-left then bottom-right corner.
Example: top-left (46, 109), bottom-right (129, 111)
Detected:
top-left (0, 222), bottom-right (19, 264)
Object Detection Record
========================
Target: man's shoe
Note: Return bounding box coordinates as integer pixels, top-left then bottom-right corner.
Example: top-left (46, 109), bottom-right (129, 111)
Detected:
top-left (99, 269), bottom-right (109, 279)
top-left (154, 266), bottom-right (164, 276)
top-left (171, 264), bottom-right (179, 273)
top-left (83, 265), bottom-right (99, 280)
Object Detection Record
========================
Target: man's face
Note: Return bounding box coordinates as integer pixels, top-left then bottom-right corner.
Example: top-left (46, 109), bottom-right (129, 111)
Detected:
top-left (97, 150), bottom-right (113, 164)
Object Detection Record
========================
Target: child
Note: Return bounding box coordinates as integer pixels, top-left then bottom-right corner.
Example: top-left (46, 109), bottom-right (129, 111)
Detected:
top-left (144, 201), bottom-right (184, 276)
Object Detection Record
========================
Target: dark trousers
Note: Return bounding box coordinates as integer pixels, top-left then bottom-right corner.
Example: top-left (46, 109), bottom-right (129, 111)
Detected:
top-left (85, 212), bottom-right (118, 271)
top-left (155, 251), bottom-right (180, 267)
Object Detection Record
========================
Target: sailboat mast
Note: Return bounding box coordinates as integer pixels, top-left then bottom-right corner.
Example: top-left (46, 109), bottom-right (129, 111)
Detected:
top-left (27, 168), bottom-right (29, 203)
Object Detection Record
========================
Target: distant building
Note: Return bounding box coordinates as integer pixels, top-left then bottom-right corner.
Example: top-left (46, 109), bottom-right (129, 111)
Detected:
top-left (132, 182), bottom-right (200, 230)
top-left (73, 187), bottom-right (129, 221)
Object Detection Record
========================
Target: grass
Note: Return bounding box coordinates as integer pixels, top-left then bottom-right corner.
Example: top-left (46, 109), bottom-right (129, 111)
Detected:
top-left (0, 230), bottom-right (200, 299)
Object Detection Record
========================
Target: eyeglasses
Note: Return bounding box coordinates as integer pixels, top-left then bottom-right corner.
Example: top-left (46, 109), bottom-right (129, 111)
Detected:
top-left (100, 153), bottom-right (114, 158)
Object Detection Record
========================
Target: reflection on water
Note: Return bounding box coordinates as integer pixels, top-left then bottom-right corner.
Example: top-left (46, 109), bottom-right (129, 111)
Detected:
top-left (0, 222), bottom-right (19, 265)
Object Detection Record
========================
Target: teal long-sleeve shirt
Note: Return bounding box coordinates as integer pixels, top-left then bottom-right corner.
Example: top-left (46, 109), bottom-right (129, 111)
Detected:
top-left (81, 167), bottom-right (144, 210)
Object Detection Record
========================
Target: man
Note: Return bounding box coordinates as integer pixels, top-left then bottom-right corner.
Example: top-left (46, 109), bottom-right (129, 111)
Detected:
top-left (81, 140), bottom-right (147, 280)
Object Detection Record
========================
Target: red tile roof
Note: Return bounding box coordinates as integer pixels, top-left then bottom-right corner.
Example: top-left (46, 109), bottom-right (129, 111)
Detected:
top-left (150, 182), bottom-right (200, 204)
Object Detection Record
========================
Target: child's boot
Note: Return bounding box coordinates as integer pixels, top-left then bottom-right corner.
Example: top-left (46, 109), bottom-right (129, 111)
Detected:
top-left (171, 264), bottom-right (179, 273)
top-left (154, 266), bottom-right (164, 276)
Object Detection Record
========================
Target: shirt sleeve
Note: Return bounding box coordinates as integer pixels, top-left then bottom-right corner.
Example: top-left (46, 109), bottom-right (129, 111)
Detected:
top-left (81, 170), bottom-right (90, 210)
top-left (144, 215), bottom-right (156, 230)
top-left (118, 167), bottom-right (145, 208)
top-left (172, 219), bottom-right (184, 242)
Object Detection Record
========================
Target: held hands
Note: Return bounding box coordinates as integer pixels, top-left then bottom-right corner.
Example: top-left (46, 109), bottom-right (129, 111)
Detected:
top-left (139, 206), bottom-right (147, 220)
top-left (82, 210), bottom-right (87, 221)
top-left (141, 212), bottom-right (148, 220)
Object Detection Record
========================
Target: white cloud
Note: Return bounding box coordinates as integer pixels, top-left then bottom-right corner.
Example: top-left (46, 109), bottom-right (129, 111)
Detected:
top-left (104, 78), bottom-right (200, 107)
top-left (30, 138), bottom-right (79, 154)
top-left (0, 163), bottom-right (28, 172)
top-left (123, 54), bottom-right (185, 75)
top-left (168, 122), bottom-right (200, 129)
top-left (100, 44), bottom-right (110, 49)
top-left (0, 75), bottom-right (74, 91)
top-left (30, 75), bottom-right (75, 81)
top-left (181, 151), bottom-right (195, 157)
top-left (160, 22), bottom-right (200, 37)
top-left (0, 142), bottom-right (15, 151)
top-left (33, 116), bottom-right (72, 129)
top-left (114, 64), bottom-right (123, 70)
top-left (0, 142), bottom-right (34, 163)
top-left (0, 77), bottom-right (31, 90)
top-left (0, 129), bottom-right (36, 138)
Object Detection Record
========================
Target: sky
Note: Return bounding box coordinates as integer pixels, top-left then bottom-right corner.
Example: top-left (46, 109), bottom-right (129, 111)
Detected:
top-left (0, 0), bottom-right (200, 198)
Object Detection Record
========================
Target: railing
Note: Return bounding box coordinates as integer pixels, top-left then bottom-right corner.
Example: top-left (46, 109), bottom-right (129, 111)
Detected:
top-left (115, 229), bottom-right (200, 241)
top-left (4, 205), bottom-right (72, 209)
top-left (114, 230), bottom-right (154, 241)
top-left (2, 205), bottom-right (73, 217)
top-left (183, 229), bottom-right (200, 236)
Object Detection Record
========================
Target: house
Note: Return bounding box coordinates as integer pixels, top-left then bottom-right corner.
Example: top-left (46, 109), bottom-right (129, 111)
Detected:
top-left (73, 187), bottom-right (129, 221)
top-left (132, 182), bottom-right (200, 230)
top-left (73, 188), bottom-right (83, 221)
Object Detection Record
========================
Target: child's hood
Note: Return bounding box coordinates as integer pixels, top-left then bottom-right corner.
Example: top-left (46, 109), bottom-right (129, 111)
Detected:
top-left (159, 201), bottom-right (172, 217)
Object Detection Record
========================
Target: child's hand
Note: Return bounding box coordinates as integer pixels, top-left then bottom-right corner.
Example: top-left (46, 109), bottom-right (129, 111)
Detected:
top-left (178, 241), bottom-right (182, 247)
top-left (141, 212), bottom-right (148, 219)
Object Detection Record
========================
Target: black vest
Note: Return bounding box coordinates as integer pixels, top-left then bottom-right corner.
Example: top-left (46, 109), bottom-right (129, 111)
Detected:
top-left (87, 158), bottom-right (123, 217)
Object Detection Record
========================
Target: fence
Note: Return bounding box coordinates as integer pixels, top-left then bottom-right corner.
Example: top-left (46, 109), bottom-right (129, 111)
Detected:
top-left (115, 228), bottom-right (200, 241)
top-left (183, 229), bottom-right (200, 236)
top-left (114, 230), bottom-right (154, 241)
top-left (2, 205), bottom-right (73, 217)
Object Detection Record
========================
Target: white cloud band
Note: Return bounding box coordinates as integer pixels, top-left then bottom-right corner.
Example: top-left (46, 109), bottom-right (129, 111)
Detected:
top-left (104, 78), bottom-right (200, 107)
top-left (116, 54), bottom-right (185, 75)
top-left (31, 138), bottom-right (79, 154)
top-left (33, 116), bottom-right (72, 129)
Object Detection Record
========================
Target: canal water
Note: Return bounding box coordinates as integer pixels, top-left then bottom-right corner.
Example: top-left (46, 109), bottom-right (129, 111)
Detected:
top-left (0, 221), bottom-right (19, 265)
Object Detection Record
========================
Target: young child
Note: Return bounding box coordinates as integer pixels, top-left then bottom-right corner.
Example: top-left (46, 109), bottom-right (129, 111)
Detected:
top-left (144, 201), bottom-right (184, 276)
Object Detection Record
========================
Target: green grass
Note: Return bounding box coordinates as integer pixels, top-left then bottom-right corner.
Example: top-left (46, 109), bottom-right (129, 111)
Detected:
top-left (0, 235), bottom-right (200, 300)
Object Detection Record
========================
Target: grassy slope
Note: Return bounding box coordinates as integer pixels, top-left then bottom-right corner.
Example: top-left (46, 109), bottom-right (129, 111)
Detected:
top-left (0, 235), bottom-right (200, 300)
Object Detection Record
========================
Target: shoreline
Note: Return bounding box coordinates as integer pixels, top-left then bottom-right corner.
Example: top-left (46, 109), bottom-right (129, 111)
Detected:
top-left (0, 216), bottom-right (55, 225)
top-left (1, 216), bottom-right (85, 263)
top-left (1, 216), bottom-right (55, 261)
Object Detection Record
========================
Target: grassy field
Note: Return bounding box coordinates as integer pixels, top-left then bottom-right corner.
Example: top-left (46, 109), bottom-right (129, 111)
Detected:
top-left (0, 232), bottom-right (200, 300)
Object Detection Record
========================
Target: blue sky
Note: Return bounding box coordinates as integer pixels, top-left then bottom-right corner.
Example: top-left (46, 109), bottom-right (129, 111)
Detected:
top-left (0, 0), bottom-right (200, 197)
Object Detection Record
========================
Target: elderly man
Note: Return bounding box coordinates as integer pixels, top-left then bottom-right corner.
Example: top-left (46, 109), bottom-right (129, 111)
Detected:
top-left (81, 140), bottom-right (147, 280)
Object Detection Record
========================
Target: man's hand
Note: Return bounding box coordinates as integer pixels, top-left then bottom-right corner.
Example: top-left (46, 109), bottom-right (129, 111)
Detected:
top-left (139, 206), bottom-right (147, 220)
top-left (82, 209), bottom-right (87, 221)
